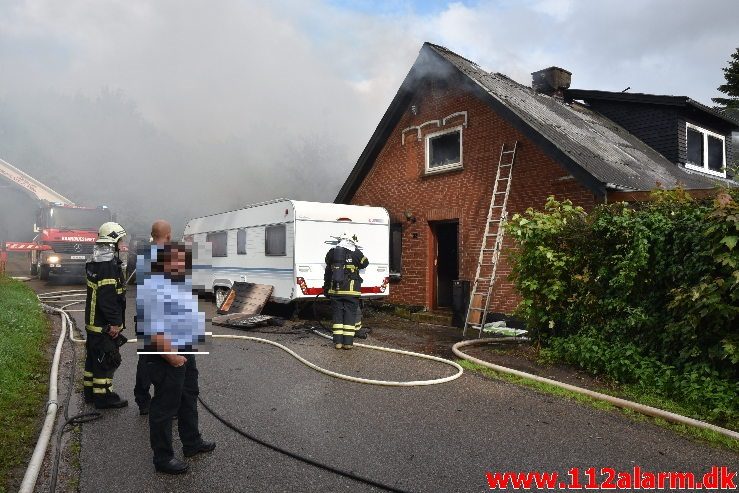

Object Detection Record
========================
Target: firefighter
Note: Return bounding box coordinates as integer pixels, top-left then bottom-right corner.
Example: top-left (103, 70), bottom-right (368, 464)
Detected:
top-left (323, 232), bottom-right (369, 350)
top-left (83, 221), bottom-right (129, 409)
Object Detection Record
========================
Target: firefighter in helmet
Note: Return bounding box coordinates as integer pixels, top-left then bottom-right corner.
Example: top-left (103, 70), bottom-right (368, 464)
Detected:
top-left (323, 232), bottom-right (369, 349)
top-left (83, 221), bottom-right (129, 409)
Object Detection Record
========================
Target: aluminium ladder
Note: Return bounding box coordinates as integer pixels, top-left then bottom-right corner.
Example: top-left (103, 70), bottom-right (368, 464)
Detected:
top-left (463, 142), bottom-right (518, 338)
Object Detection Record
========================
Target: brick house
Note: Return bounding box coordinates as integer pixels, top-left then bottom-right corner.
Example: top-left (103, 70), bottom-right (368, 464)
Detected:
top-left (335, 43), bottom-right (738, 314)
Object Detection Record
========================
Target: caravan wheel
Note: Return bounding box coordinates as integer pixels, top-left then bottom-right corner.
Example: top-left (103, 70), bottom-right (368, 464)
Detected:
top-left (215, 287), bottom-right (228, 309)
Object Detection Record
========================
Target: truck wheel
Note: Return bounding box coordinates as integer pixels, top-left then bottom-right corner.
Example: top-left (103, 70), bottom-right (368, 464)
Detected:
top-left (215, 287), bottom-right (228, 309)
top-left (39, 264), bottom-right (50, 281)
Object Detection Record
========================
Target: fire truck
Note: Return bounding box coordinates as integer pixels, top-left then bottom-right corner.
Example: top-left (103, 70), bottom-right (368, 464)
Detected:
top-left (0, 158), bottom-right (112, 280)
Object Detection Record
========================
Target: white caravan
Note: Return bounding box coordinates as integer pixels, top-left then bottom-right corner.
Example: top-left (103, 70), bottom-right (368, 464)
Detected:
top-left (182, 199), bottom-right (390, 306)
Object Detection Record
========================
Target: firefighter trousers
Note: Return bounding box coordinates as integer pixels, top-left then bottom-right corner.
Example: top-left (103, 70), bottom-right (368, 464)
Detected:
top-left (330, 295), bottom-right (360, 347)
top-left (147, 355), bottom-right (202, 465)
top-left (83, 331), bottom-right (117, 403)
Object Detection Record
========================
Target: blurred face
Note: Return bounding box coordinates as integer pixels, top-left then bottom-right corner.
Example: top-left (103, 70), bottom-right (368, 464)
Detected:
top-left (164, 249), bottom-right (187, 279)
top-left (116, 237), bottom-right (129, 253)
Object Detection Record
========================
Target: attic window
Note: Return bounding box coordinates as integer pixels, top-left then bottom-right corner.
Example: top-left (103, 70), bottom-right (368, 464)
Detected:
top-left (685, 123), bottom-right (726, 177)
top-left (425, 127), bottom-right (463, 174)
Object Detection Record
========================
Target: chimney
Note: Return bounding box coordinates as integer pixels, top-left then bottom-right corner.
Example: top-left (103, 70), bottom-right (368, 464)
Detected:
top-left (531, 66), bottom-right (571, 98)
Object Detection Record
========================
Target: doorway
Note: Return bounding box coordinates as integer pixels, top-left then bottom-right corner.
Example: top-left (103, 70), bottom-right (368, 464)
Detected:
top-left (432, 221), bottom-right (459, 308)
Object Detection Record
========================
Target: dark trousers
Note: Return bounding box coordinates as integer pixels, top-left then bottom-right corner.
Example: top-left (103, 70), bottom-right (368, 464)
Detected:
top-left (148, 355), bottom-right (202, 464)
top-left (330, 295), bottom-right (360, 346)
top-left (83, 331), bottom-right (116, 403)
top-left (134, 354), bottom-right (152, 409)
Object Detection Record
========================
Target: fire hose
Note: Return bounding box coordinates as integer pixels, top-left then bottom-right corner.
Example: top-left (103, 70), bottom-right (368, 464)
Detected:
top-left (22, 288), bottom-right (738, 493)
top-left (23, 289), bottom-right (462, 493)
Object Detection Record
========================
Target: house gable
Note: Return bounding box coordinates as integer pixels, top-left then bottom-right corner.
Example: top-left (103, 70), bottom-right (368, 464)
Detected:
top-left (335, 44), bottom-right (607, 204)
top-left (349, 73), bottom-right (596, 310)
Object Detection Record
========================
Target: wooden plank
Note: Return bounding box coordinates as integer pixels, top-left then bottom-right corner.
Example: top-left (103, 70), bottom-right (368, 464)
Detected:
top-left (467, 293), bottom-right (484, 325)
top-left (217, 282), bottom-right (274, 315)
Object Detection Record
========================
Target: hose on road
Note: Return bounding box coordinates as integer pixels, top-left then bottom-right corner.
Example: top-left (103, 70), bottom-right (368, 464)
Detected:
top-left (452, 338), bottom-right (739, 441)
top-left (30, 289), bottom-right (459, 493)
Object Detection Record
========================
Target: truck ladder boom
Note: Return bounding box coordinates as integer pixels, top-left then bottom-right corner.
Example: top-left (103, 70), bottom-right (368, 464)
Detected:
top-left (0, 158), bottom-right (74, 205)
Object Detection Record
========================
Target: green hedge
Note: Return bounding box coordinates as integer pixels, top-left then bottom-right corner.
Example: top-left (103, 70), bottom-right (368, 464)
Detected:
top-left (507, 190), bottom-right (738, 426)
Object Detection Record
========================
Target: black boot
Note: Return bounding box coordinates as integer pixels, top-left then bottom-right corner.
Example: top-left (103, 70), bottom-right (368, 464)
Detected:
top-left (155, 458), bottom-right (189, 474)
top-left (94, 392), bottom-right (129, 409)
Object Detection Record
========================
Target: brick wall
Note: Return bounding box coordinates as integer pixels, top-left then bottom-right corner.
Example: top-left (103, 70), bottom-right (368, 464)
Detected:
top-left (351, 78), bottom-right (597, 313)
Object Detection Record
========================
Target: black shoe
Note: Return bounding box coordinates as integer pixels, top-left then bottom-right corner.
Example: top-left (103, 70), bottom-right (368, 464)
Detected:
top-left (139, 406), bottom-right (149, 415)
top-left (94, 393), bottom-right (129, 409)
top-left (183, 440), bottom-right (216, 458)
top-left (154, 458), bottom-right (189, 475)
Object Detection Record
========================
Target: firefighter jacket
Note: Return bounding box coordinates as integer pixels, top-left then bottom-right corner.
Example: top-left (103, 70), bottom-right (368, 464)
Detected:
top-left (323, 246), bottom-right (369, 296)
top-left (85, 258), bottom-right (126, 334)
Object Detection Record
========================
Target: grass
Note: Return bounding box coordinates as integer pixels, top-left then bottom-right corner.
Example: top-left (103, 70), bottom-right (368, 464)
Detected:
top-left (457, 359), bottom-right (739, 453)
top-left (0, 276), bottom-right (50, 492)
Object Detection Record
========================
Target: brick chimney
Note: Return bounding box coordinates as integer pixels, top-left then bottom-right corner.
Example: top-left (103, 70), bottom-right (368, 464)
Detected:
top-left (532, 67), bottom-right (571, 98)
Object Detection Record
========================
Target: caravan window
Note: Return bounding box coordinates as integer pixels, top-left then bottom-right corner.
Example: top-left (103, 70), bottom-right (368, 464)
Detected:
top-left (265, 224), bottom-right (286, 256)
top-left (237, 228), bottom-right (247, 255)
top-left (206, 231), bottom-right (227, 257)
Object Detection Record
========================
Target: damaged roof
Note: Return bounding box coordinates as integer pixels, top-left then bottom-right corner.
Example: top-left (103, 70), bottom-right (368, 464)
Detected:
top-left (335, 43), bottom-right (736, 203)
top-left (566, 89), bottom-right (739, 127)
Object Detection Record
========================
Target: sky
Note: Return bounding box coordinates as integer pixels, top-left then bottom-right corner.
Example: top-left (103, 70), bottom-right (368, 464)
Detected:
top-left (0, 0), bottom-right (737, 234)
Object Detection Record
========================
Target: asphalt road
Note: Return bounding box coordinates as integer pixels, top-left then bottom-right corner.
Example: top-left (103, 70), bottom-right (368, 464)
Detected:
top-left (26, 277), bottom-right (738, 492)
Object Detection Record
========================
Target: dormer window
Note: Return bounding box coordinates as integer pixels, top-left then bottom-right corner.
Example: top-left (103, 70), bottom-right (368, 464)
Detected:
top-left (685, 123), bottom-right (726, 177)
top-left (425, 127), bottom-right (463, 174)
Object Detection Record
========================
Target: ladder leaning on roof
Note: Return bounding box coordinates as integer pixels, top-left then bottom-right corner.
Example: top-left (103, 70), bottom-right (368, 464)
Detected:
top-left (463, 142), bottom-right (518, 338)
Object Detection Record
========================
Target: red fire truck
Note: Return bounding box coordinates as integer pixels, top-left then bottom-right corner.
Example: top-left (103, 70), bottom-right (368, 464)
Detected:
top-left (1, 158), bottom-right (113, 280)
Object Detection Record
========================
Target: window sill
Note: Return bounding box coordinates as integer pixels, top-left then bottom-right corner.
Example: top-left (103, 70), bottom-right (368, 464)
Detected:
top-left (684, 163), bottom-right (726, 178)
top-left (423, 164), bottom-right (464, 177)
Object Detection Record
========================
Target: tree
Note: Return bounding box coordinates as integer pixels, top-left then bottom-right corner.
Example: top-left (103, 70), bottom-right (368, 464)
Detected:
top-left (712, 47), bottom-right (739, 109)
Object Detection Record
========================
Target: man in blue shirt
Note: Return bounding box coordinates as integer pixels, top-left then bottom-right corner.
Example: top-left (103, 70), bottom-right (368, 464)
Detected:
top-left (137, 242), bottom-right (214, 474)
top-left (134, 220), bottom-right (171, 414)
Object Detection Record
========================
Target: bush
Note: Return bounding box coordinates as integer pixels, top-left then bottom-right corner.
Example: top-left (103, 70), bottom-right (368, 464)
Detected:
top-left (507, 190), bottom-right (739, 424)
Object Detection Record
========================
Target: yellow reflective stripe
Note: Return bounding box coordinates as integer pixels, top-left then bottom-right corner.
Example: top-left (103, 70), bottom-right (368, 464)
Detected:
top-left (83, 371), bottom-right (93, 377)
top-left (87, 280), bottom-right (97, 289)
top-left (98, 278), bottom-right (117, 286)
top-left (328, 290), bottom-right (361, 296)
top-left (86, 325), bottom-right (104, 333)
top-left (83, 381), bottom-right (93, 387)
top-left (360, 256), bottom-right (367, 264)
top-left (89, 288), bottom-right (97, 325)
top-left (92, 388), bottom-right (107, 394)
top-left (332, 330), bottom-right (344, 335)
top-left (332, 324), bottom-right (343, 329)
top-left (92, 378), bottom-right (109, 384)
top-left (116, 288), bottom-right (124, 294)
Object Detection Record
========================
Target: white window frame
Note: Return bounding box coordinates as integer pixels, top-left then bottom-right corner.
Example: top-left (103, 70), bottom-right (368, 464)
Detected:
top-left (425, 126), bottom-right (463, 174)
top-left (685, 122), bottom-right (727, 178)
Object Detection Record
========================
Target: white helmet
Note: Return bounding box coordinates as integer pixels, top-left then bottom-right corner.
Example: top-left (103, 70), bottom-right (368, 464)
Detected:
top-left (97, 222), bottom-right (127, 244)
